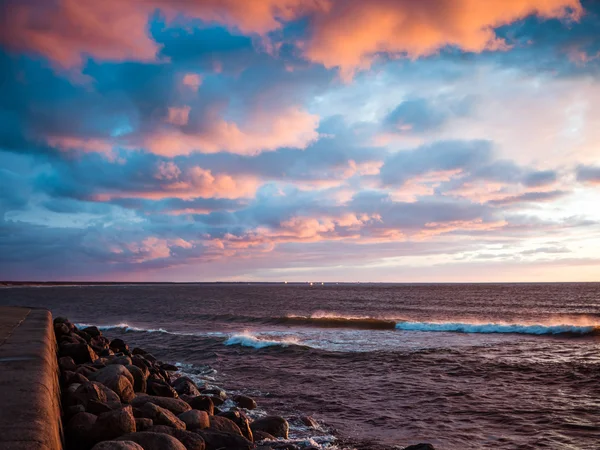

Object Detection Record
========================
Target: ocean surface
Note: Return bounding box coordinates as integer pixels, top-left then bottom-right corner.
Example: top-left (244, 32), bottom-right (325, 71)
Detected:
top-left (2, 283), bottom-right (600, 449)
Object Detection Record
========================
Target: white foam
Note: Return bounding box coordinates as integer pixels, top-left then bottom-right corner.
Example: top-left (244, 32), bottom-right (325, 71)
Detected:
top-left (395, 321), bottom-right (596, 335)
top-left (224, 332), bottom-right (300, 349)
top-left (75, 322), bottom-right (172, 334)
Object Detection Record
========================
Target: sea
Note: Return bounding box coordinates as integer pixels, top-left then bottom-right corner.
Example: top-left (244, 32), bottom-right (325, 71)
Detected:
top-left (2, 283), bottom-right (600, 449)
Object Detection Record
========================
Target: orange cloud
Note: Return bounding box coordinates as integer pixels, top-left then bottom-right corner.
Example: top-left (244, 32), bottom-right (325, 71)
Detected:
top-left (414, 218), bottom-right (508, 239)
top-left (182, 73), bottom-right (202, 91)
top-left (301, 0), bottom-right (582, 78)
top-left (166, 106), bottom-right (191, 126)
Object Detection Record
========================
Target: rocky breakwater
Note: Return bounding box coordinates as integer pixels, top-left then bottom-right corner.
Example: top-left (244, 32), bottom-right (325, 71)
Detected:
top-left (54, 316), bottom-right (435, 450)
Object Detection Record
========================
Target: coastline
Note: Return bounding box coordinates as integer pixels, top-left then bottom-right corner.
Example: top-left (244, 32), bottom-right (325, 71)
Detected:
top-left (51, 314), bottom-right (434, 450)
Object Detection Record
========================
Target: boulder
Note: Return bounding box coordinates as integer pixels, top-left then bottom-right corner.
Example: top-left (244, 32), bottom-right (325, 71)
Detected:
top-left (75, 329), bottom-right (93, 343)
top-left (139, 402), bottom-right (186, 429)
top-left (219, 410), bottom-right (252, 441)
top-left (253, 430), bottom-right (276, 441)
top-left (91, 441), bottom-right (143, 450)
top-left (208, 415), bottom-right (243, 436)
top-left (54, 322), bottom-right (70, 338)
top-left (172, 377), bottom-right (201, 397)
top-left (144, 353), bottom-right (158, 363)
top-left (195, 430), bottom-right (252, 450)
top-left (201, 388), bottom-right (226, 401)
top-left (93, 405), bottom-right (136, 440)
top-left (77, 365), bottom-right (99, 378)
top-left (107, 356), bottom-right (133, 366)
top-left (110, 338), bottom-right (129, 353)
top-left (82, 326), bottom-right (102, 338)
top-left (131, 355), bottom-right (152, 370)
top-left (178, 410), bottom-right (210, 430)
top-left (60, 343), bottom-right (98, 364)
top-left (135, 417), bottom-right (153, 431)
top-left (125, 365), bottom-right (147, 393)
top-left (65, 412), bottom-right (97, 450)
top-left (161, 362), bottom-right (179, 371)
top-left (251, 416), bottom-right (289, 439)
top-left (300, 415), bottom-right (318, 428)
top-left (403, 445), bottom-right (436, 450)
top-left (64, 370), bottom-right (89, 386)
top-left (132, 347), bottom-right (147, 355)
top-left (97, 383), bottom-right (122, 403)
top-left (67, 381), bottom-right (108, 408)
top-left (87, 400), bottom-right (122, 415)
top-left (116, 432), bottom-right (186, 450)
top-left (131, 395), bottom-right (191, 415)
top-left (186, 396), bottom-right (214, 415)
top-left (233, 394), bottom-right (257, 410)
top-left (164, 429), bottom-right (206, 450)
top-left (89, 365), bottom-right (135, 403)
top-left (147, 379), bottom-right (178, 398)
top-left (59, 356), bottom-right (78, 372)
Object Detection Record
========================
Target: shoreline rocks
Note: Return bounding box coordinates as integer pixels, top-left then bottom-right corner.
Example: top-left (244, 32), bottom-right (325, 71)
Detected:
top-left (54, 316), bottom-right (435, 450)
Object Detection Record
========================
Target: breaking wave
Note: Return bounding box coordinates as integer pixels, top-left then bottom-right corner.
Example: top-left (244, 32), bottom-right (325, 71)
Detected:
top-left (224, 332), bottom-right (303, 349)
top-left (395, 321), bottom-right (598, 335)
top-left (75, 322), bottom-right (173, 334)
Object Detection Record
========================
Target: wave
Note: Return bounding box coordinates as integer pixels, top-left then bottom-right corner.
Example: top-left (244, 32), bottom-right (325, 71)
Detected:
top-left (275, 314), bottom-right (397, 330)
top-left (75, 322), bottom-right (173, 334)
top-left (224, 332), bottom-right (303, 349)
top-left (395, 321), bottom-right (599, 335)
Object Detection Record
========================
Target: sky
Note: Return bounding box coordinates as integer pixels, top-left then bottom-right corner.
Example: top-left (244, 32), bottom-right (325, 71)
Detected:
top-left (1, 0), bottom-right (600, 282)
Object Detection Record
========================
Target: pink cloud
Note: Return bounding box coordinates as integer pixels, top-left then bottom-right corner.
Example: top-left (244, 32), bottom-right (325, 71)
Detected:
top-left (166, 106), bottom-right (191, 126)
top-left (414, 219), bottom-right (508, 239)
top-left (46, 136), bottom-right (114, 155)
top-left (301, 0), bottom-right (582, 78)
top-left (182, 73), bottom-right (202, 91)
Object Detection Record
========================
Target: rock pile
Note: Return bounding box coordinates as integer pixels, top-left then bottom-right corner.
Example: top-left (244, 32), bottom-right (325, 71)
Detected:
top-left (54, 317), bottom-right (294, 450)
top-left (55, 316), bottom-right (434, 450)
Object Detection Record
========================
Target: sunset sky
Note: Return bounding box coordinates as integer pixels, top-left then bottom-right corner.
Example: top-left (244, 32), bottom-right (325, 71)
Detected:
top-left (1, 0), bottom-right (599, 281)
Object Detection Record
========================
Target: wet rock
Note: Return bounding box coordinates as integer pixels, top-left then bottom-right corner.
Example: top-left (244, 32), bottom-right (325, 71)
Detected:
top-left (60, 343), bottom-right (98, 364)
top-left (253, 430), bottom-right (276, 441)
top-left (135, 417), bottom-right (153, 431)
top-left (110, 338), bottom-right (129, 353)
top-left (161, 362), bottom-right (179, 371)
top-left (403, 445), bottom-right (436, 450)
top-left (219, 410), bottom-right (252, 441)
top-left (131, 395), bottom-right (191, 415)
top-left (82, 326), bottom-right (102, 338)
top-left (233, 394), bottom-right (257, 410)
top-left (59, 356), bottom-right (78, 372)
top-left (201, 388), bottom-right (226, 401)
top-left (89, 365), bottom-right (135, 403)
top-left (300, 415), bottom-right (319, 428)
top-left (65, 412), bottom-right (97, 450)
top-left (251, 416), bottom-right (289, 439)
top-left (91, 441), bottom-right (143, 450)
top-left (208, 415), bottom-right (243, 436)
top-left (93, 405), bottom-right (136, 440)
top-left (172, 377), bottom-right (201, 397)
top-left (116, 432), bottom-right (186, 450)
top-left (132, 347), bottom-right (147, 355)
top-left (131, 355), bottom-right (152, 371)
top-left (178, 410), bottom-right (210, 430)
top-left (196, 430), bottom-right (252, 450)
top-left (75, 329), bottom-right (93, 343)
top-left (147, 379), bottom-right (179, 398)
top-left (186, 396), bottom-right (214, 415)
top-left (107, 356), bottom-right (133, 366)
top-left (54, 322), bottom-right (70, 338)
top-left (139, 402), bottom-right (187, 429)
top-left (126, 365), bottom-right (147, 393)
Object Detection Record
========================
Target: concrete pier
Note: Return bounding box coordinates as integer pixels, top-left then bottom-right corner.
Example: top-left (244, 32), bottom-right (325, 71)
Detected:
top-left (0, 307), bottom-right (62, 449)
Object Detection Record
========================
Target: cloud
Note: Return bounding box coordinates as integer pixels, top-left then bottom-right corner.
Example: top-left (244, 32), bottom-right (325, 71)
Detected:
top-left (576, 164), bottom-right (600, 185)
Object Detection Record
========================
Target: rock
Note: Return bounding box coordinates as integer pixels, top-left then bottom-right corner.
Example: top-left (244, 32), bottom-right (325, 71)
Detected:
top-left (65, 412), bottom-right (97, 450)
top-left (89, 365), bottom-right (135, 403)
top-left (59, 356), bottom-right (78, 372)
top-left (67, 381), bottom-right (108, 408)
top-left (91, 441), bottom-right (144, 450)
top-left (219, 410), bottom-right (252, 441)
top-left (300, 415), bottom-right (319, 428)
top-left (253, 430), bottom-right (276, 441)
top-left (97, 383), bottom-right (122, 403)
top-left (131, 395), bottom-right (191, 415)
top-left (93, 405), bottom-right (136, 440)
top-left (60, 343), bottom-right (98, 364)
top-left (116, 432), bottom-right (186, 450)
top-left (147, 379), bottom-right (179, 398)
top-left (82, 326), bottom-right (102, 338)
top-left (125, 365), bottom-right (147, 393)
top-left (139, 402), bottom-right (186, 429)
top-left (75, 329), bottom-right (93, 343)
top-left (251, 416), bottom-right (289, 439)
top-left (144, 353), bottom-right (158, 363)
top-left (196, 430), bottom-right (252, 450)
top-left (201, 388), bottom-right (226, 401)
top-left (206, 396), bottom-right (224, 407)
top-left (233, 394), bottom-right (257, 410)
top-left (178, 410), bottom-right (210, 430)
top-left (135, 417), bottom-right (153, 431)
top-left (403, 445), bottom-right (436, 450)
top-left (64, 370), bottom-right (89, 386)
top-left (107, 356), bottom-right (133, 366)
top-left (131, 355), bottom-right (152, 370)
top-left (87, 400), bottom-right (121, 415)
top-left (110, 338), bottom-right (129, 353)
top-left (208, 415), bottom-right (243, 436)
top-left (166, 429), bottom-right (206, 450)
top-left (186, 396), bottom-right (214, 415)
top-left (148, 425), bottom-right (175, 434)
top-left (172, 377), bottom-right (201, 397)
top-left (132, 347), bottom-right (147, 355)
top-left (161, 362), bottom-right (179, 371)
top-left (54, 322), bottom-right (70, 338)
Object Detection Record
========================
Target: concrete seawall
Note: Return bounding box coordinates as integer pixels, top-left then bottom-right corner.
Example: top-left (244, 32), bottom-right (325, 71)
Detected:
top-left (0, 307), bottom-right (62, 450)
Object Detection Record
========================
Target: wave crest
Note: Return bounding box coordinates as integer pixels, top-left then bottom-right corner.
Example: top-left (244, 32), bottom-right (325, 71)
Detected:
top-left (395, 321), bottom-right (598, 335)
top-left (224, 332), bottom-right (302, 349)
